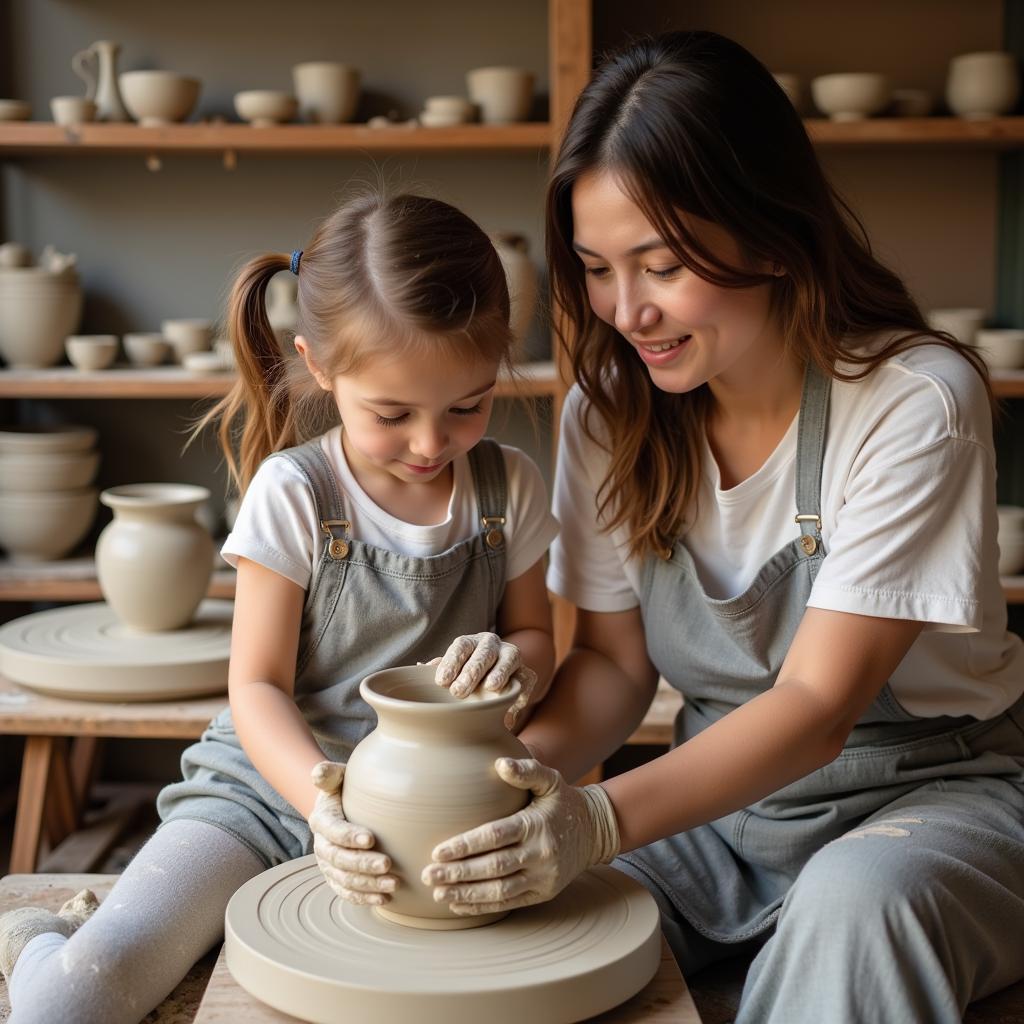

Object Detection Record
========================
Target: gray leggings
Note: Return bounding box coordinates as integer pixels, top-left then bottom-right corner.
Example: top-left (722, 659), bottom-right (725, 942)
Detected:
top-left (8, 819), bottom-right (264, 1024)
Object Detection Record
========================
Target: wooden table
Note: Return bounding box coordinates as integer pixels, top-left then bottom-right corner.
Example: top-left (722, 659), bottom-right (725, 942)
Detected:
top-left (0, 674), bottom-right (226, 873)
top-left (0, 872), bottom-right (703, 1023)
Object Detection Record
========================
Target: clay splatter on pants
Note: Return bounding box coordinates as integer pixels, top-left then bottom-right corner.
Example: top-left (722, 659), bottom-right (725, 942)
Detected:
top-left (836, 817), bottom-right (925, 841)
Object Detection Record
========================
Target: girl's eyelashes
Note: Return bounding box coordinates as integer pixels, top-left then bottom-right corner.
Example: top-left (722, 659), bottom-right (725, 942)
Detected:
top-left (451, 403), bottom-right (484, 417)
top-left (646, 265), bottom-right (683, 279)
top-left (584, 266), bottom-right (609, 278)
top-left (373, 403), bottom-right (483, 428)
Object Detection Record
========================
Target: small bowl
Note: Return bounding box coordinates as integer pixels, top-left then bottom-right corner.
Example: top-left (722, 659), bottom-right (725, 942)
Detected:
top-left (0, 99), bottom-right (31, 122)
top-left (65, 334), bottom-right (119, 372)
top-left (0, 425), bottom-right (97, 455)
top-left (50, 96), bottom-right (97, 126)
top-left (974, 328), bottom-right (1024, 369)
top-left (997, 504), bottom-right (1024, 540)
top-left (183, 350), bottom-right (233, 374)
top-left (998, 534), bottom-right (1024, 576)
top-left (123, 332), bottom-right (170, 367)
top-left (811, 73), bottom-right (891, 121)
top-left (0, 449), bottom-right (100, 492)
top-left (234, 90), bottom-right (298, 127)
top-left (0, 487), bottom-right (98, 561)
top-left (119, 71), bottom-right (201, 126)
top-left (423, 95), bottom-right (475, 119)
top-left (419, 109), bottom-right (468, 128)
top-left (162, 318), bottom-right (213, 361)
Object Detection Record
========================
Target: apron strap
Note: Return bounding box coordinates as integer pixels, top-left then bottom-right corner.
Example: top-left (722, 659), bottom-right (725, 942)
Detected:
top-left (794, 363), bottom-right (831, 557)
top-left (466, 438), bottom-right (509, 552)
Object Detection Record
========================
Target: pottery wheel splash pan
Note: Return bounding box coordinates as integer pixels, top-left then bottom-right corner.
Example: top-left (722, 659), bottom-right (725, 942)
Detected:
top-left (226, 856), bottom-right (661, 1024)
top-left (0, 600), bottom-right (231, 701)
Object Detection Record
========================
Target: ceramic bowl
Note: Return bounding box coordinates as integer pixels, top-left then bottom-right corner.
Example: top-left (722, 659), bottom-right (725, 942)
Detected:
top-left (998, 534), bottom-right (1024, 575)
top-left (0, 487), bottom-right (98, 561)
top-left (975, 328), bottom-right (1024, 370)
top-left (0, 100), bottom-right (31, 122)
top-left (926, 307), bottom-right (986, 346)
top-left (0, 425), bottom-right (97, 455)
top-left (119, 71), bottom-right (201, 126)
top-left (0, 449), bottom-right (100, 492)
top-left (50, 96), bottom-right (97, 126)
top-left (182, 350), bottom-right (233, 374)
top-left (423, 95), bottom-right (475, 119)
top-left (947, 51), bottom-right (1021, 119)
top-left (419, 109), bottom-right (468, 128)
top-left (997, 504), bottom-right (1024, 539)
top-left (234, 90), bottom-right (298, 127)
top-left (0, 285), bottom-right (83, 367)
top-left (161, 318), bottom-right (213, 361)
top-left (890, 89), bottom-right (933, 117)
top-left (123, 332), bottom-right (170, 367)
top-left (65, 334), bottom-right (119, 372)
top-left (466, 66), bottom-right (534, 123)
top-left (292, 62), bottom-right (360, 123)
top-left (810, 73), bottom-right (891, 121)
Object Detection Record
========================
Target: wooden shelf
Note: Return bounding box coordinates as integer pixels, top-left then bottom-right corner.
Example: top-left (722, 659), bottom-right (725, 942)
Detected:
top-left (0, 122), bottom-right (551, 156)
top-left (992, 370), bottom-right (1024, 398)
top-left (0, 360), bottom-right (560, 400)
top-left (806, 116), bottom-right (1024, 148)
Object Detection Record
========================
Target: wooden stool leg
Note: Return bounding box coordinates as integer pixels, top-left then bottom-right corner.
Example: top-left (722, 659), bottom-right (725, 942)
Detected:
top-left (44, 740), bottom-right (79, 848)
top-left (11, 735), bottom-right (55, 873)
top-left (69, 736), bottom-right (102, 812)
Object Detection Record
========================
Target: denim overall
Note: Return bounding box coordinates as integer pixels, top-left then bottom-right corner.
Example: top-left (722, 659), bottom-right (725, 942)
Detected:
top-left (616, 367), bottom-right (1024, 1022)
top-left (158, 438), bottom-right (509, 868)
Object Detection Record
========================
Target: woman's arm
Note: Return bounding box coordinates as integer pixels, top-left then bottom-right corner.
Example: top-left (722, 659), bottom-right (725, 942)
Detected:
top-left (603, 607), bottom-right (924, 850)
top-left (228, 556), bottom-right (327, 817)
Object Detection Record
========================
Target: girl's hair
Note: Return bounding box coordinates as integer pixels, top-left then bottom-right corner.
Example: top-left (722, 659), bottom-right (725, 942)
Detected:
top-left (203, 191), bottom-right (513, 492)
top-left (546, 30), bottom-right (992, 560)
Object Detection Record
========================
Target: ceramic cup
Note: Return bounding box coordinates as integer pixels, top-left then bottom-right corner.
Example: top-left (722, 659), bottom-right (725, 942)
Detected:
top-left (975, 328), bottom-right (1024, 370)
top-left (292, 62), bottom-right (360, 123)
top-left (0, 99), bottom-right (31, 122)
top-left (234, 90), bottom-right (298, 127)
top-left (65, 334), bottom-right (119, 371)
top-left (947, 51), bottom-right (1021, 119)
top-left (161, 318), bottom-right (213, 362)
top-left (466, 67), bottom-right (534, 123)
top-left (50, 96), bottom-right (98, 126)
top-left (123, 332), bottom-right (170, 367)
top-left (810, 73), bottom-right (891, 121)
top-left (926, 307), bottom-right (986, 346)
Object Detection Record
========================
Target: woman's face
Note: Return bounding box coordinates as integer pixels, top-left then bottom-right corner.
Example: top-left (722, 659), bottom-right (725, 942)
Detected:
top-left (571, 170), bottom-right (783, 395)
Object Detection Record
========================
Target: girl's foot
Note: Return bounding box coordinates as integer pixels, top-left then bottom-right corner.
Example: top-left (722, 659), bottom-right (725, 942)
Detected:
top-left (0, 888), bottom-right (100, 981)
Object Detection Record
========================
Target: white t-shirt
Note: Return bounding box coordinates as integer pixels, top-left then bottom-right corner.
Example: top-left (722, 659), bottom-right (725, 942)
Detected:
top-left (224, 428), bottom-right (559, 590)
top-left (548, 341), bottom-right (1024, 720)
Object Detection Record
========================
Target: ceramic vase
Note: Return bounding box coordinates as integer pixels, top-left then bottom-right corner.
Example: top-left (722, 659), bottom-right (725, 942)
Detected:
top-left (342, 664), bottom-right (530, 930)
top-left (72, 40), bottom-right (130, 122)
top-left (266, 273), bottom-right (299, 344)
top-left (96, 483), bottom-right (213, 631)
top-left (491, 232), bottom-right (538, 360)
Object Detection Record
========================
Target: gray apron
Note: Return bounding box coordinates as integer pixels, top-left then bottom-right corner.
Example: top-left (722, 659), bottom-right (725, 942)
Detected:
top-left (617, 365), bottom-right (1024, 955)
top-left (158, 437), bottom-right (509, 868)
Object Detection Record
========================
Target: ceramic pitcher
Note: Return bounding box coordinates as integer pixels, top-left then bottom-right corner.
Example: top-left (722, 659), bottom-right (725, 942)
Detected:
top-left (96, 483), bottom-right (213, 631)
top-left (72, 40), bottom-right (130, 122)
top-left (342, 664), bottom-right (530, 929)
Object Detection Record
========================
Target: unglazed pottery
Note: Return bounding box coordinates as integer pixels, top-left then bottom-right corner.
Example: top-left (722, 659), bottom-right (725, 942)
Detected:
top-left (926, 307), bottom-right (986, 345)
top-left (0, 243), bottom-right (30, 268)
top-left (419, 110), bottom-right (468, 128)
top-left (234, 90), bottom-right (298, 126)
top-left (266, 274), bottom-right (299, 344)
top-left (65, 334), bottom-right (119, 371)
top-left (119, 71), bottom-right (201, 126)
top-left (72, 40), bottom-right (130, 122)
top-left (811, 73), bottom-right (891, 121)
top-left (123, 332), bottom-right (169, 367)
top-left (975, 328), bottom-right (1024, 369)
top-left (342, 664), bottom-right (530, 929)
top-left (0, 449), bottom-right (99, 493)
top-left (491, 232), bottom-right (538, 358)
top-left (225, 857), bottom-right (661, 1024)
top-left (96, 483), bottom-right (213, 631)
top-left (424, 95), bottom-right (475, 119)
top-left (0, 425), bottom-right (97, 456)
top-left (182, 350), bottom-right (233, 374)
top-left (0, 269), bottom-right (83, 368)
top-left (50, 96), bottom-right (97, 125)
top-left (947, 51), bottom-right (1021, 119)
top-left (466, 67), bottom-right (534, 123)
top-left (0, 488), bottom-right (97, 561)
top-left (161, 318), bottom-right (213, 361)
top-left (0, 100), bottom-right (31, 121)
top-left (292, 62), bottom-right (360, 123)
top-left (0, 600), bottom-right (231, 701)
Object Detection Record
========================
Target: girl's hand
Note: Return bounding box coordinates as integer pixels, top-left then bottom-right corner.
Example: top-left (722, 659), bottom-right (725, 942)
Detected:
top-left (420, 758), bottom-right (621, 916)
top-left (434, 633), bottom-right (538, 728)
top-left (307, 761), bottom-right (398, 905)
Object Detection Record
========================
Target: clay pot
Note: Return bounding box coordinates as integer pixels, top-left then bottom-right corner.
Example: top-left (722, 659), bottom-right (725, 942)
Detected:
top-left (811, 73), bottom-right (891, 121)
top-left (161, 318), bottom-right (213, 362)
top-left (491, 232), bottom-right (538, 359)
top-left (123, 332), bottom-right (169, 367)
top-left (0, 449), bottom-right (100, 492)
top-left (292, 62), bottom-right (360, 123)
top-left (65, 334), bottom-right (119, 371)
top-left (342, 664), bottom-right (530, 930)
top-left (0, 272), bottom-right (83, 368)
top-left (947, 52), bottom-right (1021, 119)
top-left (96, 483), bottom-right (213, 631)
top-left (466, 66), bottom-right (534, 123)
top-left (0, 488), bottom-right (98, 561)
top-left (234, 90), bottom-right (298, 127)
top-left (119, 71), bottom-right (201, 126)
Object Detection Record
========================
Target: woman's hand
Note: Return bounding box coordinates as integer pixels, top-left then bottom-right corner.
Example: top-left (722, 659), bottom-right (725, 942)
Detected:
top-left (420, 758), bottom-right (620, 916)
top-left (307, 761), bottom-right (398, 905)
top-left (434, 633), bottom-right (538, 729)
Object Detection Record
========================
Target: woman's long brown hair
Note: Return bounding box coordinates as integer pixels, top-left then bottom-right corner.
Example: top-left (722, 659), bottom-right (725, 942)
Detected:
top-left (198, 191), bottom-right (513, 493)
top-left (547, 31), bottom-right (992, 560)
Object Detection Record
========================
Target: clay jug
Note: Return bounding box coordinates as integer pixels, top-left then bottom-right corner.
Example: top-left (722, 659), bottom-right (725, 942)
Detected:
top-left (72, 40), bottom-right (130, 122)
top-left (342, 664), bottom-right (530, 930)
top-left (491, 232), bottom-right (538, 361)
top-left (96, 483), bottom-right (213, 631)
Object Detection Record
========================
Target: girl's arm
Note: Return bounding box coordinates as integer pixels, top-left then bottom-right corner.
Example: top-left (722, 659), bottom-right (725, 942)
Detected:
top-left (228, 556), bottom-right (327, 817)
top-left (494, 559), bottom-right (556, 710)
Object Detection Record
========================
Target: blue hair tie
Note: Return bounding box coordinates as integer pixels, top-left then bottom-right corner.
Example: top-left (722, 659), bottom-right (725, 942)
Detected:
top-left (290, 249), bottom-right (302, 275)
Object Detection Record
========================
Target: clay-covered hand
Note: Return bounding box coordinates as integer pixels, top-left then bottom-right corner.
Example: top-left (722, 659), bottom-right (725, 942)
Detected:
top-left (307, 761), bottom-right (398, 905)
top-left (420, 758), bottom-right (620, 916)
top-left (434, 632), bottom-right (538, 728)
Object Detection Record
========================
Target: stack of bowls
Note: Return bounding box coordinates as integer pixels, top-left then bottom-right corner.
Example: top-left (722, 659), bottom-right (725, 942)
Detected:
top-left (0, 425), bottom-right (100, 562)
top-left (419, 96), bottom-right (475, 127)
top-left (162, 318), bottom-right (213, 363)
top-left (0, 259), bottom-right (83, 368)
top-left (997, 505), bottom-right (1024, 576)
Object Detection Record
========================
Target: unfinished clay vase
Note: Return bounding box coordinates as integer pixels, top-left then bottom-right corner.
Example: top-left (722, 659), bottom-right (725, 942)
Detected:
top-left (342, 664), bottom-right (529, 930)
top-left (96, 483), bottom-right (213, 631)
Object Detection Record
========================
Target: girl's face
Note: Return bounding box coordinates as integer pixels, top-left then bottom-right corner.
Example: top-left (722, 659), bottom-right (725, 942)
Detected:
top-left (300, 340), bottom-right (498, 488)
top-left (571, 170), bottom-right (783, 395)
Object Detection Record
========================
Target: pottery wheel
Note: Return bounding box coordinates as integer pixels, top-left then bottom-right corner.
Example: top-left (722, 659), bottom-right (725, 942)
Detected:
top-left (0, 600), bottom-right (231, 701)
top-left (226, 855), bottom-right (661, 1024)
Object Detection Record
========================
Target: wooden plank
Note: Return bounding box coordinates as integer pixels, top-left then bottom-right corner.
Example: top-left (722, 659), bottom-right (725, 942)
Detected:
top-left (806, 116), bottom-right (1024, 148)
top-left (0, 562), bottom-right (237, 602)
top-left (549, 0), bottom-right (592, 143)
top-left (993, 370), bottom-right (1024, 397)
top-left (10, 735), bottom-right (54, 872)
top-left (43, 739), bottom-right (79, 849)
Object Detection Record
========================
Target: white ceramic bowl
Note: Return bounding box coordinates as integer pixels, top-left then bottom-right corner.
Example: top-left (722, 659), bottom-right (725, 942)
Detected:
top-left (0, 449), bottom-right (100, 492)
top-left (947, 51), bottom-right (1021, 119)
top-left (466, 66), bottom-right (534, 123)
top-left (0, 425), bottom-right (97, 455)
top-left (161, 318), bottom-right (213, 361)
top-left (292, 62), bottom-right (360, 123)
top-left (123, 332), bottom-right (170, 367)
top-left (0, 487), bottom-right (98, 561)
top-left (811, 73), bottom-right (891, 121)
top-left (65, 334), bottom-right (119, 372)
top-left (975, 328), bottom-right (1024, 370)
top-left (0, 99), bottom-right (31, 121)
top-left (997, 504), bottom-right (1024, 540)
top-left (926, 307), bottom-right (987, 346)
top-left (998, 534), bottom-right (1024, 576)
top-left (50, 96), bottom-right (97, 125)
top-left (0, 285), bottom-right (83, 367)
top-left (424, 95), bottom-right (475, 118)
top-left (119, 71), bottom-right (201, 126)
top-left (419, 110), bottom-right (468, 128)
top-left (182, 350), bottom-right (233, 374)
top-left (234, 90), bottom-right (298, 126)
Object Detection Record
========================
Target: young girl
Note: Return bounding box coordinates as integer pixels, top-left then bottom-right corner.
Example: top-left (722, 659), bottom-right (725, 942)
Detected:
top-left (0, 191), bottom-right (558, 1023)
top-left (415, 32), bottom-right (1024, 1022)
